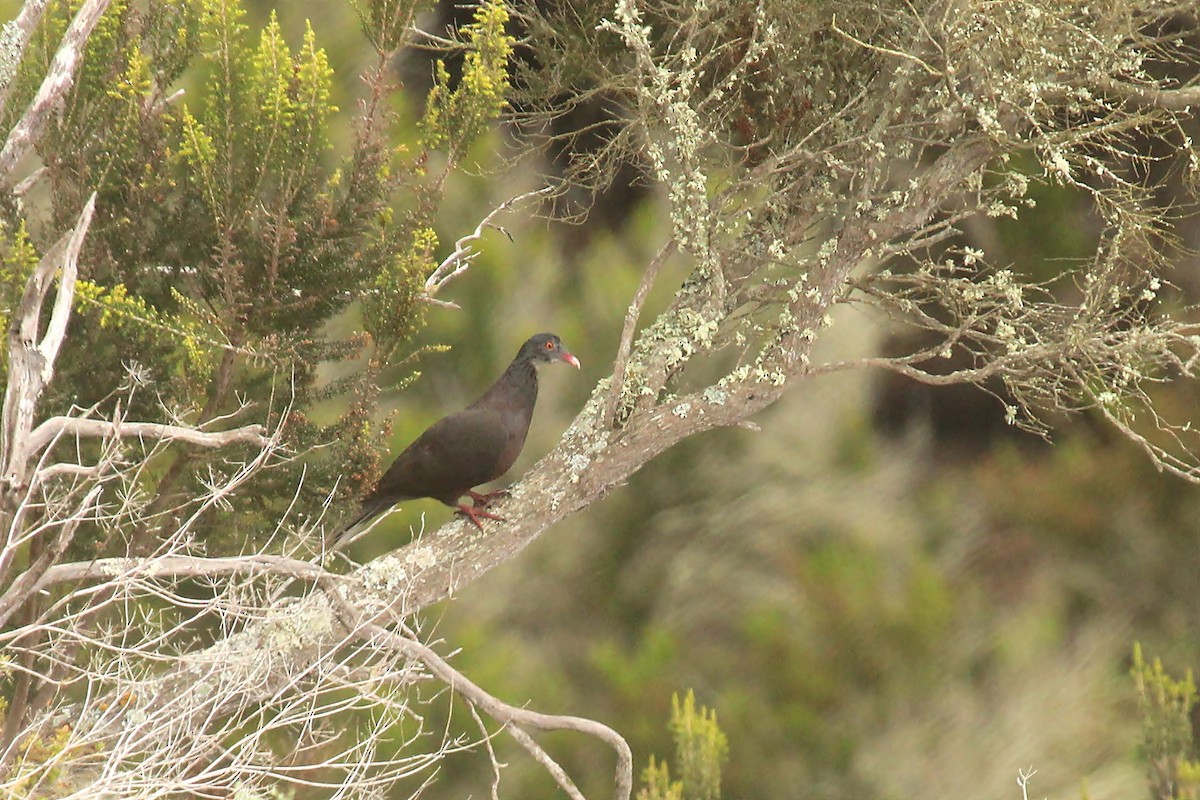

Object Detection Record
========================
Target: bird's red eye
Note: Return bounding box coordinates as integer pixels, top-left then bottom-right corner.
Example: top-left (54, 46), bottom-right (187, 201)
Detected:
top-left (545, 341), bottom-right (554, 350)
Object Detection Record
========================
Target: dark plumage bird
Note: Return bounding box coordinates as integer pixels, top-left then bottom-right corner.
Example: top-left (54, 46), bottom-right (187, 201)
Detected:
top-left (336, 333), bottom-right (580, 544)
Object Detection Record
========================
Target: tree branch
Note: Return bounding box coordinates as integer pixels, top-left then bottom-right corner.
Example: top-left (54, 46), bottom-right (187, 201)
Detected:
top-left (364, 621), bottom-right (632, 800)
top-left (1, 193), bottom-right (96, 510)
top-left (605, 239), bottom-right (676, 427)
top-left (508, 724), bottom-right (589, 800)
top-left (26, 416), bottom-right (269, 457)
top-left (422, 186), bottom-right (555, 307)
top-left (0, 0), bottom-right (51, 118)
top-left (1098, 77), bottom-right (1200, 112)
top-left (0, 0), bottom-right (113, 181)
top-left (0, 553), bottom-right (336, 629)
top-left (0, 484), bottom-right (103, 629)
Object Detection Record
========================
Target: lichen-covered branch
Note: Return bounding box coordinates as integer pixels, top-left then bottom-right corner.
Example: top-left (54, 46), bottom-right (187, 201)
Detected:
top-left (605, 239), bottom-right (677, 426)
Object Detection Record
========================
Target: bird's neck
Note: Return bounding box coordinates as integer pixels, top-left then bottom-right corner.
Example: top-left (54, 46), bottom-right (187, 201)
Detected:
top-left (482, 358), bottom-right (539, 409)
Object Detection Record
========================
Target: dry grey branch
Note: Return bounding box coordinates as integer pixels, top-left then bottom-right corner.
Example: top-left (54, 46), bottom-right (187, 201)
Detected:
top-left (26, 416), bottom-right (269, 456)
top-left (0, 0), bottom-right (50, 116)
top-left (423, 185), bottom-right (556, 307)
top-left (1, 193), bottom-right (96, 506)
top-left (0, 0), bottom-right (112, 181)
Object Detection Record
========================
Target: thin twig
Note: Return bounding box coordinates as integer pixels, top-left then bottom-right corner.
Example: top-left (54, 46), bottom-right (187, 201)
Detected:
top-left (365, 622), bottom-right (633, 800)
top-left (0, 484), bottom-right (103, 629)
top-left (605, 240), bottom-right (677, 427)
top-left (1, 552), bottom-right (336, 612)
top-left (507, 724), bottom-right (589, 800)
top-left (829, 14), bottom-right (939, 76)
top-left (423, 186), bottom-right (555, 303)
top-left (468, 703), bottom-right (505, 800)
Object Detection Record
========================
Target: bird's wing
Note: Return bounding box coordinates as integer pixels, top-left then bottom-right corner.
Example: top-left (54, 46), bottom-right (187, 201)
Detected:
top-left (367, 408), bottom-right (512, 504)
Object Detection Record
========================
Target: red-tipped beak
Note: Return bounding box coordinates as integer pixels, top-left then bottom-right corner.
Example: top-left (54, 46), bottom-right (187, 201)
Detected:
top-left (562, 352), bottom-right (580, 369)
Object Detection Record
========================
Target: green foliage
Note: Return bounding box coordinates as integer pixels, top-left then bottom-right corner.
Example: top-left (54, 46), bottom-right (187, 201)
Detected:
top-left (0, 221), bottom-right (40, 376)
top-left (351, 0), bottom-right (427, 54)
top-left (1132, 644), bottom-right (1200, 800)
top-left (640, 759), bottom-right (684, 800)
top-left (183, 5), bottom-right (336, 208)
top-left (0, 651), bottom-right (101, 798)
top-left (73, 280), bottom-right (218, 379)
top-left (638, 690), bottom-right (728, 800)
top-left (363, 226), bottom-right (433, 352)
top-left (4, 722), bottom-right (76, 797)
top-left (0, 0), bottom-right (444, 550)
top-left (0, 219), bottom-right (38, 307)
top-left (421, 0), bottom-right (513, 163)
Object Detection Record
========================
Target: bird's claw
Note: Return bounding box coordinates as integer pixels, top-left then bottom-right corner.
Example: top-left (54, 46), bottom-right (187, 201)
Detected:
top-left (456, 503), bottom-right (506, 530)
top-left (467, 488), bottom-right (511, 508)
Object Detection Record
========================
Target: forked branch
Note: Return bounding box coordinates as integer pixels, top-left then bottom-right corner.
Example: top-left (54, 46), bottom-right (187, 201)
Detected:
top-left (363, 621), bottom-right (634, 800)
top-left (0, 193), bottom-right (96, 493)
top-left (422, 186), bottom-right (555, 308)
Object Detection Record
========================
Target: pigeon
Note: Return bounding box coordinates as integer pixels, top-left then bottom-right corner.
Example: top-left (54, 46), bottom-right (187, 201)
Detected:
top-left (336, 332), bottom-right (580, 544)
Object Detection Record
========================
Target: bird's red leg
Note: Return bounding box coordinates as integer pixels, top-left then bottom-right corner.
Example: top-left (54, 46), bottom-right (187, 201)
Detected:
top-left (467, 488), bottom-right (510, 508)
top-left (456, 503), bottom-right (506, 530)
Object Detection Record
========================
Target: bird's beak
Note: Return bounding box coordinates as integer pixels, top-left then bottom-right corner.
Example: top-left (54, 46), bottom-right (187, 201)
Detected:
top-left (562, 352), bottom-right (581, 369)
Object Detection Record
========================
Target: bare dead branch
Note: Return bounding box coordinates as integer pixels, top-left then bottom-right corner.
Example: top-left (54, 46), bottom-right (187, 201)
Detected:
top-left (0, 0), bottom-right (50, 117)
top-left (0, 0), bottom-right (112, 181)
top-left (27, 416), bottom-right (270, 456)
top-left (829, 13), bottom-right (939, 75)
top-left (422, 185), bottom-right (556, 305)
top-left (808, 353), bottom-right (1024, 386)
top-left (508, 724), bottom-right (590, 800)
top-left (0, 484), bottom-right (103, 628)
top-left (468, 703), bottom-right (506, 800)
top-left (1, 193), bottom-right (96, 502)
top-left (0, 553), bottom-right (335, 618)
top-left (365, 622), bottom-right (633, 800)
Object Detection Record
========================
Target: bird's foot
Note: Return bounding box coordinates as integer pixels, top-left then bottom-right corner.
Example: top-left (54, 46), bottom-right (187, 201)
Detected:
top-left (467, 488), bottom-right (510, 508)
top-left (456, 503), bottom-right (506, 530)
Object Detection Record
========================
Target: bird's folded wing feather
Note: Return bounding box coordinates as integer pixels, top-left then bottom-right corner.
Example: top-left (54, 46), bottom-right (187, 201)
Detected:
top-left (368, 408), bottom-right (512, 503)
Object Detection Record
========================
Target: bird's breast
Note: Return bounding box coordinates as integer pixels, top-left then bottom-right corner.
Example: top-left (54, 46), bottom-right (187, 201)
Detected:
top-left (492, 415), bottom-right (530, 477)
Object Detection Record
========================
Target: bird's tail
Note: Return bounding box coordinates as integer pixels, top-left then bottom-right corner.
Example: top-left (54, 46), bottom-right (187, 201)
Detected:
top-left (329, 498), bottom-right (394, 550)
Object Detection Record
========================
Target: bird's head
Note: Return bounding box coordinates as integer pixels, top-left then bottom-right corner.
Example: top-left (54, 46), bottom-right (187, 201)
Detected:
top-left (522, 333), bottom-right (581, 369)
